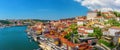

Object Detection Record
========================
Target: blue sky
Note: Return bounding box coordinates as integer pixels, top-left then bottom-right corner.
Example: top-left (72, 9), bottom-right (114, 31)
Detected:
top-left (0, 0), bottom-right (88, 20)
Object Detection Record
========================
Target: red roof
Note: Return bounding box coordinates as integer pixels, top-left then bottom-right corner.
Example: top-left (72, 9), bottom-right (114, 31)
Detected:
top-left (78, 26), bottom-right (85, 28)
top-left (85, 28), bottom-right (93, 30)
top-left (78, 30), bottom-right (85, 33)
top-left (110, 26), bottom-right (120, 30)
top-left (106, 16), bottom-right (112, 18)
top-left (59, 37), bottom-right (76, 47)
top-left (45, 34), bottom-right (58, 38)
top-left (78, 30), bottom-right (88, 34)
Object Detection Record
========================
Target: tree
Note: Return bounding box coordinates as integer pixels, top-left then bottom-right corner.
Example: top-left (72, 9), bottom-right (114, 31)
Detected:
top-left (64, 24), bottom-right (80, 43)
top-left (0, 20), bottom-right (13, 24)
top-left (88, 33), bottom-right (94, 37)
top-left (114, 11), bottom-right (120, 17)
top-left (107, 19), bottom-right (120, 26)
top-left (93, 27), bottom-right (103, 40)
top-left (97, 11), bottom-right (102, 16)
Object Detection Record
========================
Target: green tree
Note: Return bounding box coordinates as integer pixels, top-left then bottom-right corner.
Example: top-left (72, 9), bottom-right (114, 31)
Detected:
top-left (64, 24), bottom-right (80, 43)
top-left (88, 33), bottom-right (94, 37)
top-left (107, 19), bottom-right (120, 26)
top-left (93, 27), bottom-right (103, 40)
top-left (114, 11), bottom-right (120, 17)
top-left (97, 11), bottom-right (101, 16)
top-left (0, 20), bottom-right (13, 24)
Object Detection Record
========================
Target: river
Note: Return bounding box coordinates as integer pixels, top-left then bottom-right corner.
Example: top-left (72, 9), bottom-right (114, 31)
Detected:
top-left (0, 26), bottom-right (39, 50)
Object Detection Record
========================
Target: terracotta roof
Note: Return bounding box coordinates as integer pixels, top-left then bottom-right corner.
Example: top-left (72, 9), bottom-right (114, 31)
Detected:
top-left (78, 26), bottom-right (85, 28)
top-left (45, 34), bottom-right (91, 48)
top-left (78, 30), bottom-right (85, 33)
top-left (103, 31), bottom-right (108, 32)
top-left (85, 28), bottom-right (93, 30)
top-left (106, 16), bottom-right (112, 18)
top-left (77, 18), bottom-right (86, 21)
top-left (60, 32), bottom-right (68, 36)
top-left (78, 30), bottom-right (88, 34)
top-left (84, 32), bottom-right (88, 34)
top-left (78, 20), bottom-right (85, 21)
top-left (110, 27), bottom-right (120, 30)
top-left (45, 34), bottom-right (58, 38)
top-left (59, 37), bottom-right (76, 47)
top-left (78, 42), bottom-right (93, 50)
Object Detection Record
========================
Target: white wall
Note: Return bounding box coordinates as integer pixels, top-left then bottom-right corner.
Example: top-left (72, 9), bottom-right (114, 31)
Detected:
top-left (87, 12), bottom-right (97, 20)
top-left (85, 30), bottom-right (93, 33)
top-left (77, 21), bottom-right (83, 26)
top-left (108, 28), bottom-right (120, 36)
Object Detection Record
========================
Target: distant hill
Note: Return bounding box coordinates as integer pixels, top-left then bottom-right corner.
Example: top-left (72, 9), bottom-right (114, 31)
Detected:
top-left (0, 20), bottom-right (13, 24)
top-left (0, 19), bottom-right (50, 25)
top-left (32, 19), bottom-right (50, 22)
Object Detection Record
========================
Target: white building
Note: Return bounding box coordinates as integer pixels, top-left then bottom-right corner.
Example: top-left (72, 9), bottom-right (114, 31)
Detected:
top-left (93, 23), bottom-right (105, 28)
top-left (103, 31), bottom-right (110, 36)
top-left (108, 27), bottom-right (120, 36)
top-left (78, 26), bottom-right (85, 30)
top-left (76, 17), bottom-right (86, 26)
top-left (77, 20), bottom-right (84, 26)
top-left (85, 28), bottom-right (94, 33)
top-left (78, 26), bottom-right (93, 35)
top-left (87, 11), bottom-right (97, 20)
top-left (116, 17), bottom-right (120, 21)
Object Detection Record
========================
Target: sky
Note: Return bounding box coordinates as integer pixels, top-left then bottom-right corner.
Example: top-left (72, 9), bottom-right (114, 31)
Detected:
top-left (0, 0), bottom-right (88, 20)
top-left (0, 0), bottom-right (119, 20)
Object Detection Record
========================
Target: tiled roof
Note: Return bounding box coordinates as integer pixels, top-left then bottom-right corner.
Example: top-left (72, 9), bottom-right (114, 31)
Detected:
top-left (106, 16), bottom-right (112, 18)
top-left (110, 27), bottom-right (120, 30)
top-left (59, 37), bottom-right (76, 47)
top-left (45, 34), bottom-right (58, 38)
top-left (78, 42), bottom-right (92, 50)
top-left (85, 28), bottom-right (93, 30)
top-left (78, 26), bottom-right (85, 28)
top-left (78, 30), bottom-right (85, 33)
top-left (78, 30), bottom-right (88, 34)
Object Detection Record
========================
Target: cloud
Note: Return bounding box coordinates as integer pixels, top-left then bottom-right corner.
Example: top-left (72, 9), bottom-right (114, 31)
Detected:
top-left (74, 0), bottom-right (120, 12)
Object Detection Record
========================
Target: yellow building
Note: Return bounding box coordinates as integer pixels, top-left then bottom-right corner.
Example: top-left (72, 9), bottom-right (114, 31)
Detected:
top-left (119, 38), bottom-right (120, 43)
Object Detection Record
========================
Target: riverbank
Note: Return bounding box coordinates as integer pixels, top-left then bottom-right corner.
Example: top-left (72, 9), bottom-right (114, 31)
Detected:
top-left (27, 28), bottom-right (57, 50)
top-left (27, 29), bottom-right (44, 50)
top-left (0, 24), bottom-right (28, 28)
top-left (26, 27), bottom-right (69, 50)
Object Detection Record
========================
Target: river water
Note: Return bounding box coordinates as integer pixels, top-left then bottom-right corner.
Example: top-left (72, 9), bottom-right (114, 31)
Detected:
top-left (0, 26), bottom-right (39, 50)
